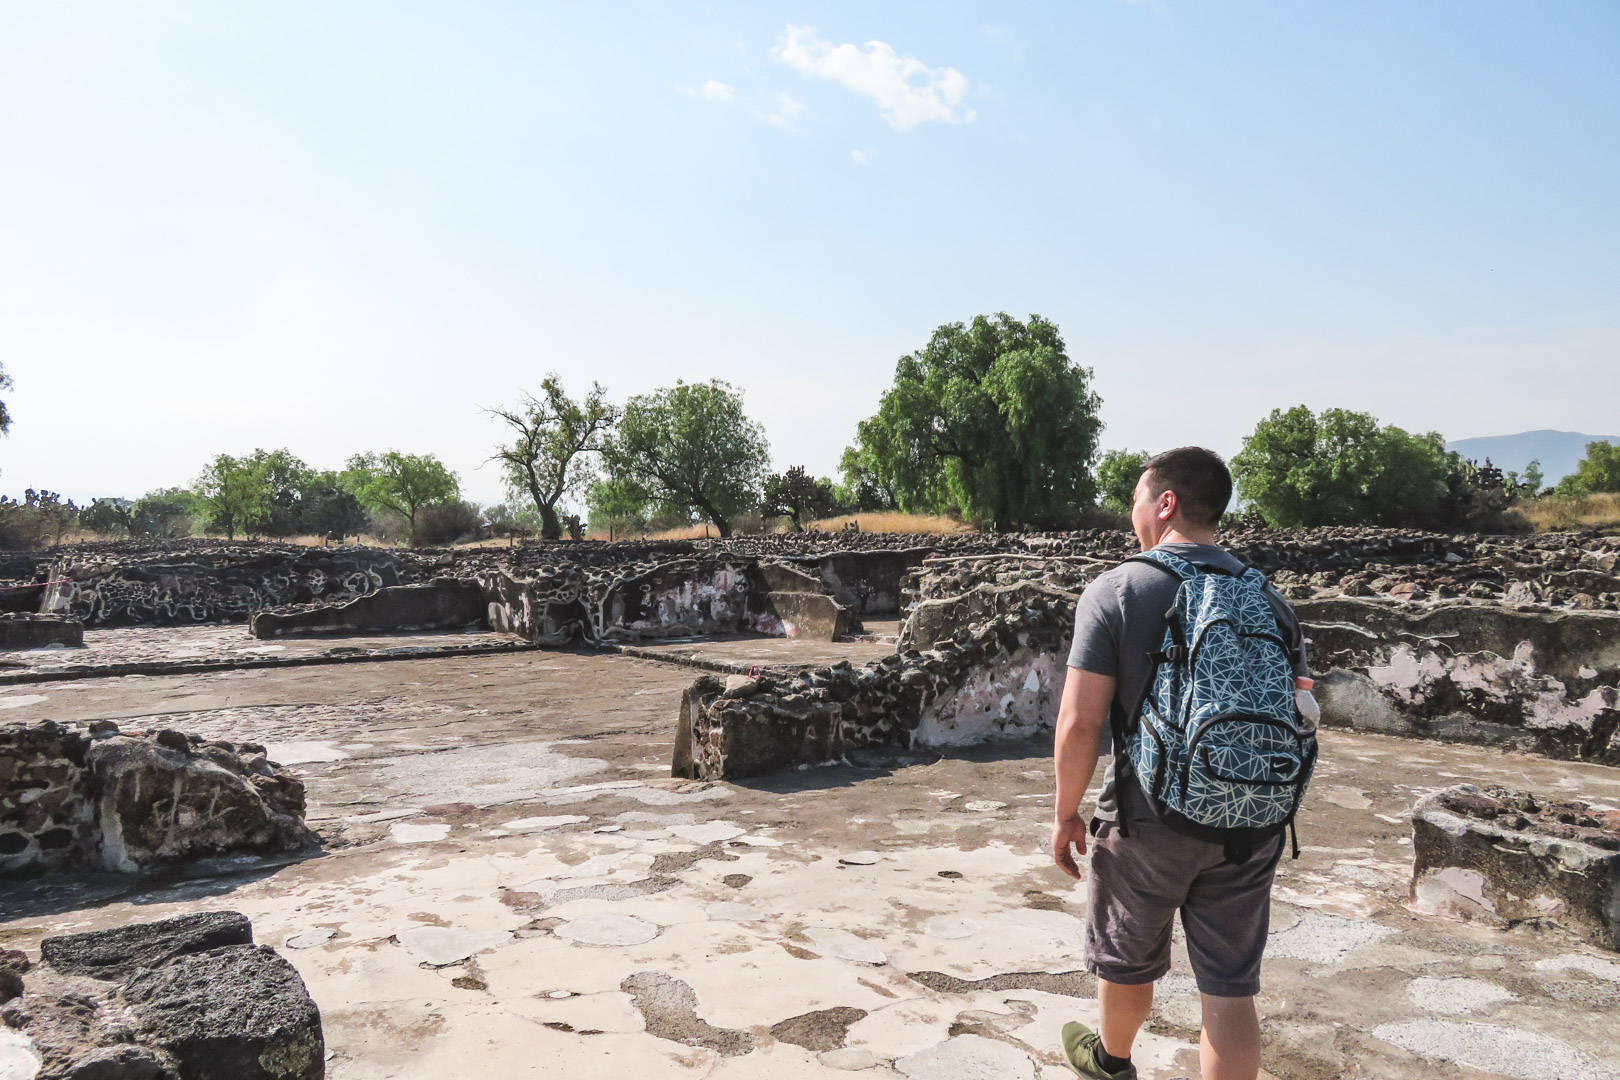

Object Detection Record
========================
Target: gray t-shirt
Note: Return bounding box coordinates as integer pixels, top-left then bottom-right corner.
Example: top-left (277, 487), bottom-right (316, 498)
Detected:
top-left (1067, 542), bottom-right (1309, 822)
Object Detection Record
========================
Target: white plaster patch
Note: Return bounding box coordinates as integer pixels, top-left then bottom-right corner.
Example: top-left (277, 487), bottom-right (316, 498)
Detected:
top-left (1265, 913), bottom-right (1395, 964)
top-left (838, 851), bottom-right (882, 865)
top-left (555, 913), bottom-right (660, 946)
top-left (265, 741), bottom-right (348, 765)
top-left (819, 1047), bottom-right (884, 1070)
top-left (284, 929), bottom-right (335, 949)
top-left (668, 821), bottom-right (744, 844)
top-left (963, 800), bottom-right (1007, 812)
top-left (705, 902), bottom-right (765, 922)
top-left (0, 696), bottom-right (46, 711)
top-left (1321, 786), bottom-right (1373, 810)
top-left (0, 1028), bottom-right (40, 1080)
top-left (804, 927), bottom-right (887, 965)
top-left (1413, 867), bottom-right (1496, 917)
top-left (390, 822), bottom-right (450, 844)
top-left (1534, 954), bottom-right (1620, 982)
top-left (1372, 1020), bottom-right (1614, 1080)
top-left (921, 916), bottom-right (981, 940)
top-left (502, 815), bottom-right (589, 831)
top-left (1407, 976), bottom-right (1518, 1014)
top-left (395, 926), bottom-right (513, 966)
top-left (894, 1034), bottom-right (1036, 1079)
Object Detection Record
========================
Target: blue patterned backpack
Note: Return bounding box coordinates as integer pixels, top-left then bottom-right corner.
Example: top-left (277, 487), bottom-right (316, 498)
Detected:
top-left (1111, 549), bottom-right (1317, 861)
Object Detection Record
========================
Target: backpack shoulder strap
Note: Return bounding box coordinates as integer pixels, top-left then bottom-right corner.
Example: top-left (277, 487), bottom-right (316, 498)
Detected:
top-left (1122, 549), bottom-right (1198, 581)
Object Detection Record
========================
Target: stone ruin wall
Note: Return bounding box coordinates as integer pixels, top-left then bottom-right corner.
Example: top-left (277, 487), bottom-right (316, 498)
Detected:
top-left (0, 720), bottom-right (314, 876)
top-left (37, 542), bottom-right (446, 627)
top-left (676, 527), bottom-right (1620, 779)
top-left (674, 599), bottom-right (1074, 780)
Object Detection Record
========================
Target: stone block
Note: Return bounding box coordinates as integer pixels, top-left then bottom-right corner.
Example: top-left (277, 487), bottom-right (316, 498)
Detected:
top-left (124, 944), bottom-right (324, 1080)
top-left (1412, 785), bottom-right (1620, 951)
top-left (764, 591), bottom-right (853, 641)
top-left (42, 911), bottom-right (255, 981)
top-left (0, 613), bottom-right (83, 649)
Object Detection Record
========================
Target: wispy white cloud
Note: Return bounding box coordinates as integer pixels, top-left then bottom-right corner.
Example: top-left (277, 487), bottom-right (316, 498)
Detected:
top-left (851, 148), bottom-right (875, 165)
top-left (699, 79), bottom-right (735, 102)
top-left (772, 25), bottom-right (973, 131)
top-left (768, 93), bottom-right (806, 128)
top-left (680, 80), bottom-right (735, 102)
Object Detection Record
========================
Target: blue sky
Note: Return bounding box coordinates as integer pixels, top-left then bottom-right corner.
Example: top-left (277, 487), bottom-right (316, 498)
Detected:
top-left (2, 1), bottom-right (1616, 506)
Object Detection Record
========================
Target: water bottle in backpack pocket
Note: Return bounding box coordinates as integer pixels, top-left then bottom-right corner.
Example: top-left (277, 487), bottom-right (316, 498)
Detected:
top-left (1114, 549), bottom-right (1318, 857)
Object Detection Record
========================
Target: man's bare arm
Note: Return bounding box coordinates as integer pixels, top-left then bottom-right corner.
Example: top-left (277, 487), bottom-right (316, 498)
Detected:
top-left (1051, 667), bottom-right (1116, 879)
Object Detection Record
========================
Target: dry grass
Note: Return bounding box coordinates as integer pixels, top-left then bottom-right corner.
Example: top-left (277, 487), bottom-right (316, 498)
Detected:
top-left (1520, 493), bottom-right (1620, 533)
top-left (803, 512), bottom-right (972, 535)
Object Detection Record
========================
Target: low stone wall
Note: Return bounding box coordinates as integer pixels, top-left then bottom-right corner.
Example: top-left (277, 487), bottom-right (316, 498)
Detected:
top-left (673, 600), bottom-right (1071, 780)
top-left (0, 720), bottom-right (315, 875)
top-left (1412, 785), bottom-right (1620, 951)
top-left (249, 579), bottom-right (486, 638)
top-left (0, 614), bottom-right (83, 649)
top-left (8, 911), bottom-right (324, 1078)
top-left (40, 546), bottom-right (437, 627)
top-left (1299, 599), bottom-right (1620, 763)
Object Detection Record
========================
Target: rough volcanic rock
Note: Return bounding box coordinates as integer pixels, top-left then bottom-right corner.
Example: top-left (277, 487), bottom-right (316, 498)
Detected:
top-left (0, 720), bottom-right (100, 874)
top-left (85, 736), bottom-right (315, 872)
top-left (124, 945), bottom-right (323, 1080)
top-left (9, 913), bottom-right (323, 1079)
top-left (41, 912), bottom-right (254, 981)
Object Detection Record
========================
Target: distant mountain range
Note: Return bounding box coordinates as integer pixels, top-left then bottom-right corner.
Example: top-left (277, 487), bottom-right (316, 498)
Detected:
top-left (1446, 430), bottom-right (1620, 485)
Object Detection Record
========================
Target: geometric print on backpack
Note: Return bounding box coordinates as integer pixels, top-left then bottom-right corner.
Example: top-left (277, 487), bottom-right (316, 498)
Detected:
top-left (1121, 548), bottom-right (1317, 833)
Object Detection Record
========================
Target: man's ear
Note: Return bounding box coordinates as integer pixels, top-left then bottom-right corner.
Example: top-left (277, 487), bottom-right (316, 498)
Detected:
top-left (1158, 489), bottom-right (1178, 522)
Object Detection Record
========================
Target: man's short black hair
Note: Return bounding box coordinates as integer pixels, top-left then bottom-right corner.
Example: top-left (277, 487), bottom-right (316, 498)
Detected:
top-left (1141, 446), bottom-right (1232, 527)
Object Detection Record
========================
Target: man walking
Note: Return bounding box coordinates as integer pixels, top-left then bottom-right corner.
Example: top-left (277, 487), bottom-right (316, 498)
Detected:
top-left (1051, 447), bottom-right (1310, 1080)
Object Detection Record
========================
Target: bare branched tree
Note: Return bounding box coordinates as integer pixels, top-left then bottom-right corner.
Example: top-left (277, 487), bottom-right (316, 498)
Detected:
top-left (489, 375), bottom-right (619, 541)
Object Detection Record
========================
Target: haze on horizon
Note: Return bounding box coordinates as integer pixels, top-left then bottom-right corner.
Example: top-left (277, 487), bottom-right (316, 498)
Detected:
top-left (1, 1), bottom-right (1615, 507)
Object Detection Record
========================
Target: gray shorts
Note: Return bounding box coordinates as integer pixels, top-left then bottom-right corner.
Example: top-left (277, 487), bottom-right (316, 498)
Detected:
top-left (1084, 818), bottom-right (1283, 997)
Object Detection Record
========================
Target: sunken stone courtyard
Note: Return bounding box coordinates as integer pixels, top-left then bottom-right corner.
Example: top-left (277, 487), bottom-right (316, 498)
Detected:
top-left (0, 530), bottom-right (1618, 1080)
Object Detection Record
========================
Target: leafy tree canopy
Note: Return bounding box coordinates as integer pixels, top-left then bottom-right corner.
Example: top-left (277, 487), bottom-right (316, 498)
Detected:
top-left (1095, 449), bottom-right (1151, 511)
top-left (490, 375), bottom-right (619, 540)
top-left (601, 380), bottom-right (769, 538)
top-left (762, 466), bottom-right (841, 531)
top-left (0, 362), bottom-right (13, 436)
top-left (1556, 441), bottom-right (1620, 497)
top-left (844, 313), bottom-right (1102, 528)
top-left (585, 476), bottom-right (650, 539)
top-left (341, 451), bottom-right (460, 545)
top-left (192, 454), bottom-right (274, 540)
top-left (1230, 407), bottom-right (1451, 528)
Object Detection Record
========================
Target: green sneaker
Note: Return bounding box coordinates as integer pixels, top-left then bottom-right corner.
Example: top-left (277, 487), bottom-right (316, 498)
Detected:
top-left (1060, 1021), bottom-right (1137, 1080)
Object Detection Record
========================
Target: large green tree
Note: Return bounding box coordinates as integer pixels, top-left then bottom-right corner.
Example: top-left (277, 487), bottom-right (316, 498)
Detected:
top-left (1555, 441), bottom-right (1620, 497)
top-left (601, 380), bottom-right (769, 538)
top-left (1230, 407), bottom-right (1450, 528)
top-left (489, 375), bottom-right (619, 540)
top-left (843, 313), bottom-right (1103, 528)
top-left (192, 454), bottom-right (273, 539)
top-left (341, 451), bottom-right (460, 545)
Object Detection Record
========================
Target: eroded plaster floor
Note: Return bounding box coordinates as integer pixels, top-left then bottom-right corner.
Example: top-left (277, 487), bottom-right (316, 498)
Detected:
top-left (1, 641), bottom-right (1618, 1080)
